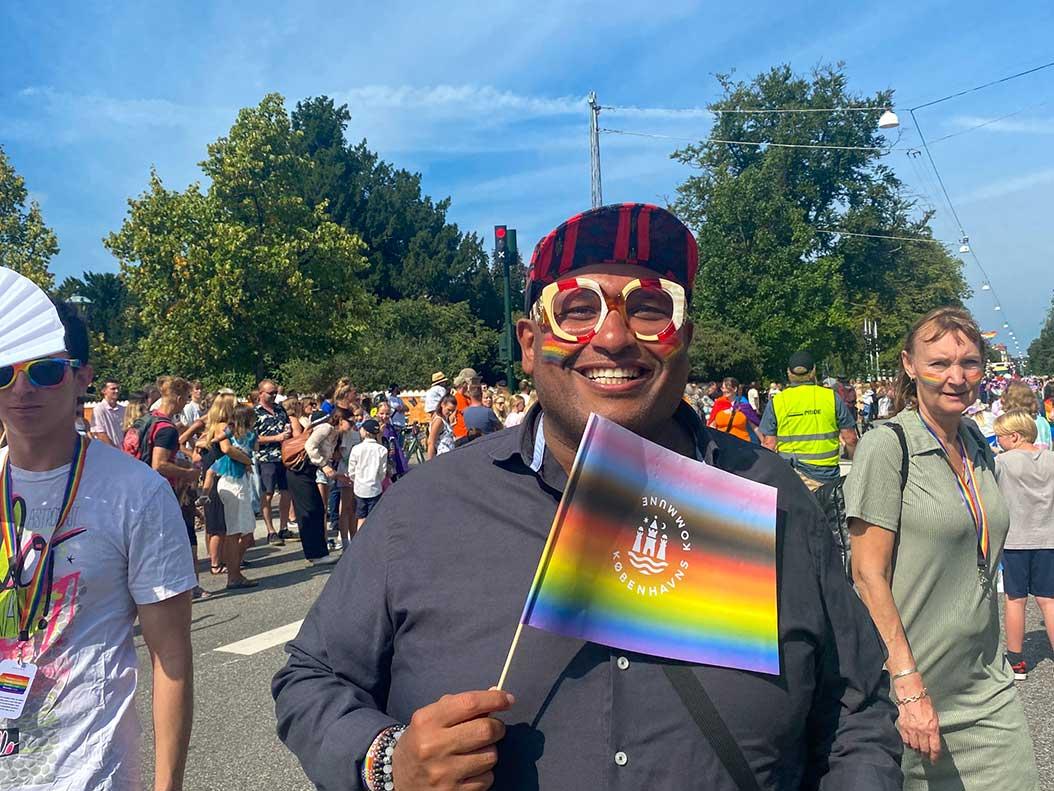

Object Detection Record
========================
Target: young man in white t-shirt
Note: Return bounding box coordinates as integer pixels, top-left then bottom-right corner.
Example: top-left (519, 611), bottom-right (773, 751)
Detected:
top-left (0, 291), bottom-right (196, 790)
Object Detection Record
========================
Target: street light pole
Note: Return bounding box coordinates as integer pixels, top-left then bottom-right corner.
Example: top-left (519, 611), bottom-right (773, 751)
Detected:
top-left (588, 91), bottom-right (603, 208)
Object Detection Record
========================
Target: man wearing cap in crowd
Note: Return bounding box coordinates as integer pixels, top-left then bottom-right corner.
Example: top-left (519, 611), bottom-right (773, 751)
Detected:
top-left (0, 268), bottom-right (196, 789)
top-left (273, 205), bottom-right (900, 790)
top-left (758, 350), bottom-right (858, 491)
top-left (451, 367), bottom-right (480, 440)
top-left (424, 371), bottom-right (448, 416)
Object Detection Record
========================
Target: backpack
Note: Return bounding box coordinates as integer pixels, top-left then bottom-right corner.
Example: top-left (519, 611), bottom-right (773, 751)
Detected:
top-left (122, 413), bottom-right (176, 463)
top-left (814, 423), bottom-right (909, 581)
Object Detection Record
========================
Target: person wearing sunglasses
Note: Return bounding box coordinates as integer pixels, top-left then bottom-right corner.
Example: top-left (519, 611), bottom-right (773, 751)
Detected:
top-left (274, 205), bottom-right (901, 791)
top-left (0, 274), bottom-right (195, 791)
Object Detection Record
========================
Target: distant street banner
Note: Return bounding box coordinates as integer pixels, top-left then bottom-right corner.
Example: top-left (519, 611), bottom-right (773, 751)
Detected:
top-left (519, 414), bottom-right (780, 675)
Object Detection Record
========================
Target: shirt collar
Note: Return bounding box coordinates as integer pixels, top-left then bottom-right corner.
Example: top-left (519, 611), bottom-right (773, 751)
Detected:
top-left (488, 400), bottom-right (710, 488)
top-left (899, 409), bottom-right (988, 463)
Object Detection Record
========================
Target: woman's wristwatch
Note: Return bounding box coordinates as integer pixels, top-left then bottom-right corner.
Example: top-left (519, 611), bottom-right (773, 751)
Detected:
top-left (362, 725), bottom-right (406, 791)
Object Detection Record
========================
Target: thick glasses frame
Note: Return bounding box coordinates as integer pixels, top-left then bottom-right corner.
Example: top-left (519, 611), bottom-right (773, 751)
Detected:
top-left (0, 358), bottom-right (81, 390)
top-left (533, 276), bottom-right (686, 343)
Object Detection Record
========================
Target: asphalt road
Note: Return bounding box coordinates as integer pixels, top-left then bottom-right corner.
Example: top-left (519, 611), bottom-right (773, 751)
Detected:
top-left (136, 532), bottom-right (325, 791)
top-left (135, 523), bottom-right (1054, 791)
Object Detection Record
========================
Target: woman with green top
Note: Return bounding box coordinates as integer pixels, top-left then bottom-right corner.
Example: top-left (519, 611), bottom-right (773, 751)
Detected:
top-left (845, 306), bottom-right (1037, 790)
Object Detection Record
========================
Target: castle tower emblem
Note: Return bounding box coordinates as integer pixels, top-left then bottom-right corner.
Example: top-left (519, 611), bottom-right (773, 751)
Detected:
top-left (628, 517), bottom-right (670, 576)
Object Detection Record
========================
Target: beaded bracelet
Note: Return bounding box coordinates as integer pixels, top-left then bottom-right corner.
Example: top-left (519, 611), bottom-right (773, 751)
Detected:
top-left (362, 725), bottom-right (406, 791)
top-left (894, 688), bottom-right (929, 706)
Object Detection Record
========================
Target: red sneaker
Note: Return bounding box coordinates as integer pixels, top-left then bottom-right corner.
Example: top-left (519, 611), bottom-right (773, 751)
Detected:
top-left (1008, 657), bottom-right (1027, 681)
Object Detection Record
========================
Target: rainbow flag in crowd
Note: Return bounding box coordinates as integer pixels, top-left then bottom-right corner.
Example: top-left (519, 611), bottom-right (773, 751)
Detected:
top-left (520, 414), bottom-right (780, 675)
top-left (981, 330), bottom-right (998, 340)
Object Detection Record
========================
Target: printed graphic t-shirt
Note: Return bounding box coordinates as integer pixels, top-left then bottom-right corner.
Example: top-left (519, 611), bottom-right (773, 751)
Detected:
top-left (0, 441), bottom-right (197, 790)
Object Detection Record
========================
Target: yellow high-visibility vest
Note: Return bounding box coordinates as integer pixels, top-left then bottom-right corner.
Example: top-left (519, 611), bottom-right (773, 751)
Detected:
top-left (771, 384), bottom-right (840, 467)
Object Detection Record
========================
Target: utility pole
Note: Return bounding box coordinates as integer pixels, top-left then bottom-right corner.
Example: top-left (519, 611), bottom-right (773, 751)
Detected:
top-left (588, 91), bottom-right (603, 208)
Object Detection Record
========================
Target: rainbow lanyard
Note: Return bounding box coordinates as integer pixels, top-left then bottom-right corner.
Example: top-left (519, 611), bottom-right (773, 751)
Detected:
top-left (0, 435), bottom-right (90, 642)
top-left (921, 420), bottom-right (989, 566)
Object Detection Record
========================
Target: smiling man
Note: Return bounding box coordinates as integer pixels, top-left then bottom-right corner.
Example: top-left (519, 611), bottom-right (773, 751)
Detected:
top-left (273, 205), bottom-right (901, 791)
top-left (0, 269), bottom-right (195, 791)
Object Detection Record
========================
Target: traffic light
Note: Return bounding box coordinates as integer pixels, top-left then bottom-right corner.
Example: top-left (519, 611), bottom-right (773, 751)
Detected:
top-left (494, 225), bottom-right (508, 266)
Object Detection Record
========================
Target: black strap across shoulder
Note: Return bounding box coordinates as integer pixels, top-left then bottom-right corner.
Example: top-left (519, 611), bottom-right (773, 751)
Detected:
top-left (662, 665), bottom-right (762, 791)
top-left (883, 422), bottom-right (909, 491)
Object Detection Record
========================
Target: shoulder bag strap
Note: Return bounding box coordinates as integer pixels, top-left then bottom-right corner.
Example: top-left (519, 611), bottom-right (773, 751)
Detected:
top-left (883, 421), bottom-right (910, 578)
top-left (724, 401), bottom-right (739, 433)
top-left (884, 422), bottom-right (909, 491)
top-left (662, 665), bottom-right (761, 791)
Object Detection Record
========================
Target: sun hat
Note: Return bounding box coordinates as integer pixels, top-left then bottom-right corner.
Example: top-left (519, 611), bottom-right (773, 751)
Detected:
top-left (431, 371), bottom-right (447, 385)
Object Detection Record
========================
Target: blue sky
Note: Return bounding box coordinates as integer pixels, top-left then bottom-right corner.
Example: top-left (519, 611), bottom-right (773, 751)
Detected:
top-left (2, 1), bottom-right (1052, 349)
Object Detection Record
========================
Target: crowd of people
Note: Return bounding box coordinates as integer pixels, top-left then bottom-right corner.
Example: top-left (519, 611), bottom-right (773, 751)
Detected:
top-left (1, 202), bottom-right (1052, 791)
top-left (72, 365), bottom-right (540, 600)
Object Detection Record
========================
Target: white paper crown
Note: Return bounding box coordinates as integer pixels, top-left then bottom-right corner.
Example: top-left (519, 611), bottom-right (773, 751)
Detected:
top-left (0, 267), bottom-right (68, 368)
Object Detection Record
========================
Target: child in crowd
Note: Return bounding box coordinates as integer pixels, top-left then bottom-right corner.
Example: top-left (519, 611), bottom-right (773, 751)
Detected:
top-left (994, 409), bottom-right (1054, 681)
top-left (346, 418), bottom-right (389, 530)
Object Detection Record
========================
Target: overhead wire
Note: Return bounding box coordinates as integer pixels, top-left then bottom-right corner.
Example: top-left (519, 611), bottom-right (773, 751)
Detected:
top-left (907, 108), bottom-right (1025, 347)
top-left (601, 104), bottom-right (886, 115)
top-left (815, 229), bottom-right (946, 244)
top-left (927, 98), bottom-right (1052, 144)
top-left (908, 59), bottom-right (1054, 111)
top-left (600, 127), bottom-right (900, 152)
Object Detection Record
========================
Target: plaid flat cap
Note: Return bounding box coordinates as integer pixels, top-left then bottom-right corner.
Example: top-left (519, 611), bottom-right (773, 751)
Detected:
top-left (524, 203), bottom-right (698, 312)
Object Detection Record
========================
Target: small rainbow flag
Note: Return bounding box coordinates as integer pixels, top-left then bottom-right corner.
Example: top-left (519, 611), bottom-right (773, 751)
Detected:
top-left (0, 673), bottom-right (30, 694)
top-left (981, 330), bottom-right (998, 340)
top-left (519, 414), bottom-right (780, 675)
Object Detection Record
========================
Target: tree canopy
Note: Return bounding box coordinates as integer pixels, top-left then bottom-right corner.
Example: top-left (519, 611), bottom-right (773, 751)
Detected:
top-left (106, 94), bottom-right (370, 384)
top-left (100, 93), bottom-right (506, 391)
top-left (674, 63), bottom-right (968, 378)
top-left (0, 146), bottom-right (59, 290)
top-left (1027, 294), bottom-right (1054, 374)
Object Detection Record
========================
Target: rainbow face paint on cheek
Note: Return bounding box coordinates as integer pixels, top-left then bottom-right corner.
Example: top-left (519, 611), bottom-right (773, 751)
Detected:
top-left (916, 371), bottom-right (946, 389)
top-left (964, 368), bottom-right (983, 384)
top-left (651, 334), bottom-right (683, 359)
top-left (541, 339), bottom-right (575, 366)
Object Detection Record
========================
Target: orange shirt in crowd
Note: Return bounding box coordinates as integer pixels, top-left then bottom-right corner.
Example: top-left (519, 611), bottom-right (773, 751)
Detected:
top-left (452, 390), bottom-right (471, 438)
top-left (707, 396), bottom-right (752, 443)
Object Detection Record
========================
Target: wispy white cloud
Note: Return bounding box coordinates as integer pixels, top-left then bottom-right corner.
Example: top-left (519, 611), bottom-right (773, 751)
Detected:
top-left (333, 84), bottom-right (710, 120)
top-left (957, 167), bottom-right (1054, 204)
top-left (947, 114), bottom-right (1054, 135)
top-left (16, 86), bottom-right (205, 128)
top-left (335, 85), bottom-right (584, 117)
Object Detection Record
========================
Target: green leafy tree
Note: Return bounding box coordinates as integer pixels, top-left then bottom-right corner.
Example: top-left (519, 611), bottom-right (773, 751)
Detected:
top-left (54, 271), bottom-right (138, 346)
top-left (688, 319), bottom-right (764, 383)
top-left (106, 94), bottom-right (369, 382)
top-left (279, 298), bottom-right (499, 393)
top-left (673, 64), bottom-right (968, 377)
top-left (0, 146), bottom-right (59, 290)
top-left (1028, 294), bottom-right (1054, 374)
top-left (291, 97), bottom-right (512, 328)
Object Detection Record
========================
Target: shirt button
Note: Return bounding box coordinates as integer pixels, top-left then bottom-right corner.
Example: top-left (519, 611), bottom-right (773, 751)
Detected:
top-left (616, 656), bottom-right (630, 670)
top-left (614, 751), bottom-right (628, 766)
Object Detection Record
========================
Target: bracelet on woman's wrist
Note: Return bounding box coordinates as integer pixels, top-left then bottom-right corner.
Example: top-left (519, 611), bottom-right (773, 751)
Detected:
top-left (894, 688), bottom-right (929, 706)
top-left (890, 666), bottom-right (919, 681)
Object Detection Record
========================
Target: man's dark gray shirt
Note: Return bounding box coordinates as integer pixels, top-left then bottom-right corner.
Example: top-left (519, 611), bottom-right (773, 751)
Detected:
top-left (273, 404), bottom-right (901, 790)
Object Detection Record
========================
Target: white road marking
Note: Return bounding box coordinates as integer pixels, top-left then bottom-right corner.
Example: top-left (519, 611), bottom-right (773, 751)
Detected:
top-left (214, 620), bottom-right (304, 655)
